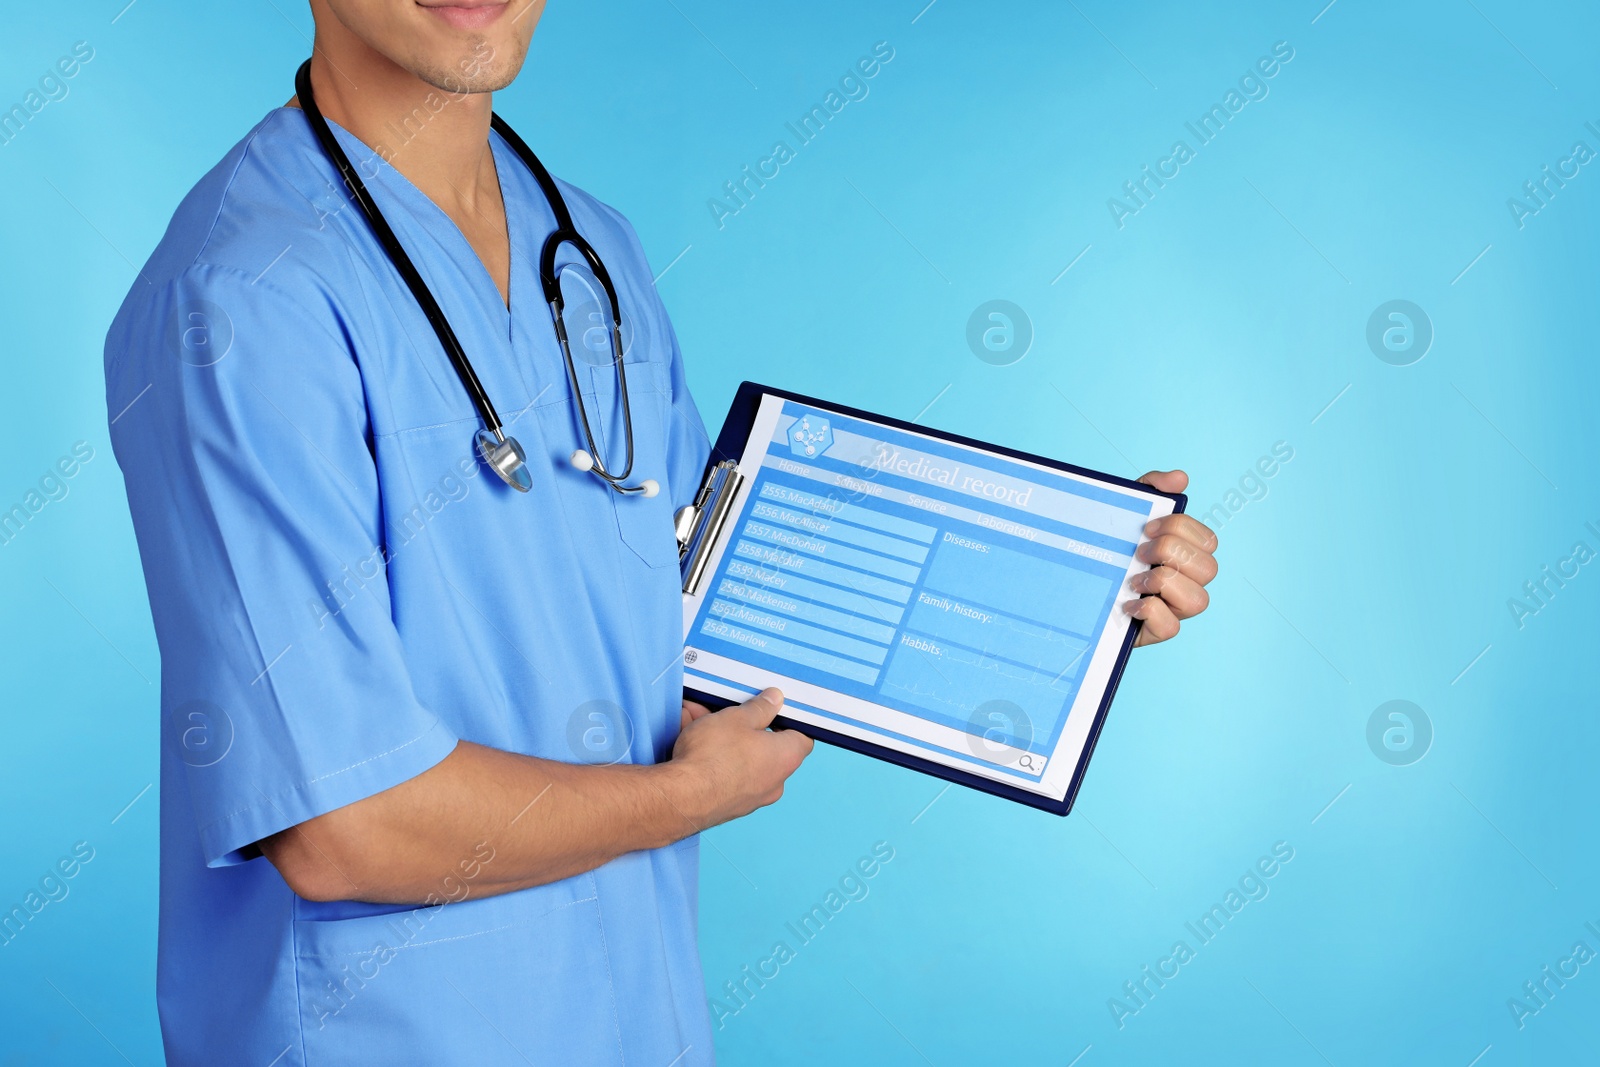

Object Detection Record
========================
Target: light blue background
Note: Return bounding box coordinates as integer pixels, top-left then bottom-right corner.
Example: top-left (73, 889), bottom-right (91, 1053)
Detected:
top-left (2, 1), bottom-right (1597, 1063)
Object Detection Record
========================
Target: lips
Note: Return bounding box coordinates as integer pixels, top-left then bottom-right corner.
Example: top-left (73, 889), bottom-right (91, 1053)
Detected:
top-left (416, 1), bottom-right (510, 31)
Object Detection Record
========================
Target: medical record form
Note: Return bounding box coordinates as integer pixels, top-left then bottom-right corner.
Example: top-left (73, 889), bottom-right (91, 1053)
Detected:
top-left (678, 383), bottom-right (1183, 814)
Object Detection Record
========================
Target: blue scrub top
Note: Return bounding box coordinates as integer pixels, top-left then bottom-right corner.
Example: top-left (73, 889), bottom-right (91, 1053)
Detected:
top-left (105, 107), bottom-right (714, 1066)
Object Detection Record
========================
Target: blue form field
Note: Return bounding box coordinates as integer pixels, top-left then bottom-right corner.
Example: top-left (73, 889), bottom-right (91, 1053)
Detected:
top-left (732, 541), bottom-right (914, 604)
top-left (923, 535), bottom-right (1115, 638)
top-left (748, 500), bottom-right (929, 563)
top-left (741, 521), bottom-right (923, 584)
top-left (708, 599), bottom-right (889, 665)
top-left (879, 633), bottom-right (1074, 740)
top-left (904, 591), bottom-right (1089, 680)
top-left (764, 443), bottom-right (1141, 558)
top-left (722, 564), bottom-right (907, 625)
top-left (757, 482), bottom-right (936, 543)
top-left (717, 579), bottom-right (897, 643)
top-left (699, 618), bottom-right (880, 686)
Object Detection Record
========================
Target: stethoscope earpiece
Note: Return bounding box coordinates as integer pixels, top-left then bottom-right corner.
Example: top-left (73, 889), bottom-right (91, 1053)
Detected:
top-left (570, 450), bottom-right (657, 496)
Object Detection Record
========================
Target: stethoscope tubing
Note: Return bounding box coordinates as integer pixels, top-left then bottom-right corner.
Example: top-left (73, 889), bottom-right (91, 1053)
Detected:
top-left (492, 112), bottom-right (639, 490)
top-left (293, 59), bottom-right (645, 494)
top-left (293, 60), bottom-right (509, 445)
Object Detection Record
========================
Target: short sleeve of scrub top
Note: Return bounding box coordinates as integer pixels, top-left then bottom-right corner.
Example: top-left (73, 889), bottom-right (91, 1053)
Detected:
top-left (119, 264), bottom-right (462, 865)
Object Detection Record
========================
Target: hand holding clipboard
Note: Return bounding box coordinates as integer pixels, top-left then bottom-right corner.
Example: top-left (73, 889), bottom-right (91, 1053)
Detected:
top-left (676, 383), bottom-right (1218, 814)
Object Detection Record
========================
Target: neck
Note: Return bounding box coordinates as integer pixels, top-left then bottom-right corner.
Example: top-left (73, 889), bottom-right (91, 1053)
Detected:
top-left (294, 43), bottom-right (498, 219)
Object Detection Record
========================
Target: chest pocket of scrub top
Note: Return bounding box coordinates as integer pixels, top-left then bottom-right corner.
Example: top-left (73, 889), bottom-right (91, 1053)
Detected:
top-left (586, 353), bottom-right (679, 569)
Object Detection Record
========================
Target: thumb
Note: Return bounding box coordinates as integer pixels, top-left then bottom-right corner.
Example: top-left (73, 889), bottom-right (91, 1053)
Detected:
top-left (1138, 469), bottom-right (1188, 494)
top-left (734, 688), bottom-right (785, 728)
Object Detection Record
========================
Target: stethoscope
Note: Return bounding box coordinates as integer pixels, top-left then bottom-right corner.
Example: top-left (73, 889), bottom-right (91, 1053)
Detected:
top-left (293, 60), bottom-right (657, 497)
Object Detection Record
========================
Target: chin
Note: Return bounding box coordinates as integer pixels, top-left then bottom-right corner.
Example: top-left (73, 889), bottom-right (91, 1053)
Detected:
top-left (320, 0), bottom-right (538, 91)
top-left (411, 27), bottom-right (529, 95)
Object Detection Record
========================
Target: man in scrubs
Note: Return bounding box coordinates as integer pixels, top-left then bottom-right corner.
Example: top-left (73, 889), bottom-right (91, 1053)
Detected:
top-left (104, 2), bottom-right (1219, 1064)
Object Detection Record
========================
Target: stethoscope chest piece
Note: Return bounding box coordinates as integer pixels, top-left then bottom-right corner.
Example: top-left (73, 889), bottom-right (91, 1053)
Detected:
top-left (476, 429), bottom-right (532, 492)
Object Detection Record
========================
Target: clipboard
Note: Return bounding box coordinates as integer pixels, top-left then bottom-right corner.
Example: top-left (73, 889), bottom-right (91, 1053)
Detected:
top-left (676, 382), bottom-right (1184, 815)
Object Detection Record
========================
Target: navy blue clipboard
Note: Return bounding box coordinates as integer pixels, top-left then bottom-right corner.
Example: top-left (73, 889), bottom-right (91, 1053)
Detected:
top-left (681, 381), bottom-right (1186, 816)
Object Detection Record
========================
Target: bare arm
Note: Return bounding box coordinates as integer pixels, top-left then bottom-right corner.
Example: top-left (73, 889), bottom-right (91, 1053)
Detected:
top-left (260, 689), bottom-right (809, 904)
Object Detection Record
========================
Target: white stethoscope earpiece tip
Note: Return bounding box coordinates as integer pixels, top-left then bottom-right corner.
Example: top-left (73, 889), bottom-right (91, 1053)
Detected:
top-left (570, 448), bottom-right (653, 495)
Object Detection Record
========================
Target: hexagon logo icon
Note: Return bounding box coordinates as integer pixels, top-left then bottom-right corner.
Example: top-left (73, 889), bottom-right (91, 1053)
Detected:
top-left (789, 414), bottom-right (833, 459)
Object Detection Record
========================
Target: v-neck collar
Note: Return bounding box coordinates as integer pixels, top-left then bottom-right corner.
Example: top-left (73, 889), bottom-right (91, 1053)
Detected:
top-left (282, 107), bottom-right (521, 344)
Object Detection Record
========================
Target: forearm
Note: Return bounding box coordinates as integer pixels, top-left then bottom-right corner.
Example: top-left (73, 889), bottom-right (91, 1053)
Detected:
top-left (261, 741), bottom-right (707, 904)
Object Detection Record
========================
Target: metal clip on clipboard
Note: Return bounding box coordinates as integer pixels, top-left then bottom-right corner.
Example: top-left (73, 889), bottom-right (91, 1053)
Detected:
top-left (674, 459), bottom-right (745, 596)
